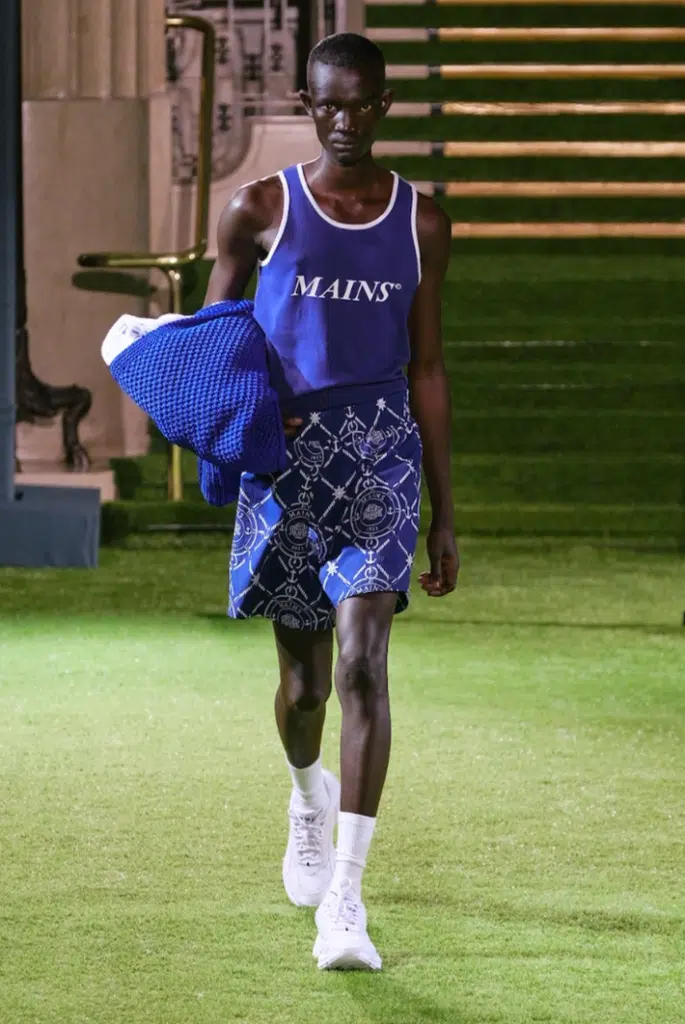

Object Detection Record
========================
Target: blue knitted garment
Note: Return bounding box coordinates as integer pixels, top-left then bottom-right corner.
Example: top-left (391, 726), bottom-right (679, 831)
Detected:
top-left (108, 299), bottom-right (287, 505)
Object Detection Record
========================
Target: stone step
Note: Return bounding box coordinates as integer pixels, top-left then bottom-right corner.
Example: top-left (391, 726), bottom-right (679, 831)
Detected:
top-left (367, 4), bottom-right (685, 29)
top-left (386, 78), bottom-right (685, 102)
top-left (442, 502), bottom-right (683, 540)
top-left (449, 383), bottom-right (684, 411)
top-left (451, 454), bottom-right (685, 504)
top-left (98, 497), bottom-right (683, 544)
top-left (380, 117), bottom-right (685, 140)
top-left (443, 359), bottom-right (685, 381)
top-left (449, 410), bottom-right (685, 454)
top-left (444, 324), bottom-right (685, 342)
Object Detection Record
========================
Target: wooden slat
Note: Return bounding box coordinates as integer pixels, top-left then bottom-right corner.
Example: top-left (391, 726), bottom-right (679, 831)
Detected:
top-left (370, 27), bottom-right (685, 43)
top-left (375, 140), bottom-right (685, 157)
top-left (414, 181), bottom-right (685, 197)
top-left (388, 101), bottom-right (685, 117)
top-left (440, 101), bottom-right (685, 116)
top-left (386, 64), bottom-right (432, 79)
top-left (369, 28), bottom-right (427, 42)
top-left (442, 64), bottom-right (685, 80)
top-left (443, 141), bottom-right (685, 157)
top-left (376, 141), bottom-right (434, 156)
top-left (386, 64), bottom-right (685, 80)
top-left (387, 102), bottom-right (435, 117)
top-left (450, 223), bottom-right (685, 238)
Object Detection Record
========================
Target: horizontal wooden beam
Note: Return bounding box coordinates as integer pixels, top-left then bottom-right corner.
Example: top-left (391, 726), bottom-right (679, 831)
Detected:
top-left (387, 101), bottom-right (685, 117)
top-left (375, 140), bottom-right (685, 157)
top-left (450, 222), bottom-right (685, 238)
top-left (447, 101), bottom-right (685, 117)
top-left (414, 181), bottom-right (685, 197)
top-left (450, 140), bottom-right (685, 157)
top-left (386, 64), bottom-right (685, 80)
top-left (370, 27), bottom-right (685, 43)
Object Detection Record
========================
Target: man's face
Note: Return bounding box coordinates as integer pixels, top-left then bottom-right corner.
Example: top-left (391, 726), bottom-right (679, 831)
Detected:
top-left (301, 62), bottom-right (392, 166)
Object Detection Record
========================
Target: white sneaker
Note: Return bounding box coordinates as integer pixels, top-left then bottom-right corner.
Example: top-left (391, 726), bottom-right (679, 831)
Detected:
top-left (282, 769), bottom-right (340, 907)
top-left (313, 880), bottom-right (382, 971)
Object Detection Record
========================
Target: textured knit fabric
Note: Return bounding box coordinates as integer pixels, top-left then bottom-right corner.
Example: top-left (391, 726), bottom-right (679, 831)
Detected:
top-left (253, 164), bottom-right (421, 402)
top-left (106, 300), bottom-right (287, 505)
top-left (229, 390), bottom-right (422, 629)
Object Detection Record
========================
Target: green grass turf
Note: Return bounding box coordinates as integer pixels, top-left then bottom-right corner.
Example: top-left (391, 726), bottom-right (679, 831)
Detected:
top-left (366, 5), bottom-right (685, 30)
top-left (1, 539), bottom-right (684, 1023)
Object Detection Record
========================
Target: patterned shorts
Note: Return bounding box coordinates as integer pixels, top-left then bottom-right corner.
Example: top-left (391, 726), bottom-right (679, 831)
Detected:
top-left (228, 390), bottom-right (423, 630)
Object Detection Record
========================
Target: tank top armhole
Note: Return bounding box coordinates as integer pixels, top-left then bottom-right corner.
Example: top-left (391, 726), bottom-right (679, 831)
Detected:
top-left (258, 170), bottom-right (290, 267)
top-left (410, 184), bottom-right (422, 286)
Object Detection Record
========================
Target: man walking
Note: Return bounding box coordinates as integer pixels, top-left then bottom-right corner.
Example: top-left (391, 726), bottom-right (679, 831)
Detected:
top-left (204, 31), bottom-right (458, 970)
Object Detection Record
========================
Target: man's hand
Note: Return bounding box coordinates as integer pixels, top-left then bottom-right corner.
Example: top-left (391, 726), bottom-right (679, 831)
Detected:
top-left (283, 416), bottom-right (303, 439)
top-left (418, 525), bottom-right (459, 597)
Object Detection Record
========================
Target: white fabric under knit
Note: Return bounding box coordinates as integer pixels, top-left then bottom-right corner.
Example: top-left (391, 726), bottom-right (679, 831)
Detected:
top-left (101, 312), bottom-right (186, 366)
top-left (330, 812), bottom-right (377, 896)
top-left (287, 756), bottom-right (328, 810)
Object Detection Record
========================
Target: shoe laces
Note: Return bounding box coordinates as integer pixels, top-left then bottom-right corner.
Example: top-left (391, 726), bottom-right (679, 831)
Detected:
top-left (329, 882), bottom-right (361, 931)
top-left (290, 807), bottom-right (325, 868)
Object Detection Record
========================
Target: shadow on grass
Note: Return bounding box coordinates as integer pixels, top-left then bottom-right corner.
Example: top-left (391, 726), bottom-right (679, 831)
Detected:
top-left (400, 618), bottom-right (684, 636)
top-left (338, 972), bottom-right (464, 1024)
top-left (384, 891), bottom-right (684, 938)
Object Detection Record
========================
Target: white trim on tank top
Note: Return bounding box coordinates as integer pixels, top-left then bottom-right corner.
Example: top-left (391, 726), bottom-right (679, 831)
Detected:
top-left (258, 170), bottom-right (290, 267)
top-left (297, 162), bottom-right (399, 230)
top-left (410, 184), bottom-right (422, 285)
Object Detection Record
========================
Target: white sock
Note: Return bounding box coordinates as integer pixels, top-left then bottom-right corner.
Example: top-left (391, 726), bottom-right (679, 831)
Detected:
top-left (331, 812), bottom-right (377, 898)
top-left (287, 756), bottom-right (328, 810)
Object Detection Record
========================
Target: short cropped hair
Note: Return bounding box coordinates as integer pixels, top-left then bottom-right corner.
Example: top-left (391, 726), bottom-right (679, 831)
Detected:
top-left (307, 32), bottom-right (386, 86)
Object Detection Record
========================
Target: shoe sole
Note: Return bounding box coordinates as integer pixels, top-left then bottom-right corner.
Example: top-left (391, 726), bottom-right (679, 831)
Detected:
top-left (282, 770), bottom-right (341, 908)
top-left (313, 935), bottom-right (382, 972)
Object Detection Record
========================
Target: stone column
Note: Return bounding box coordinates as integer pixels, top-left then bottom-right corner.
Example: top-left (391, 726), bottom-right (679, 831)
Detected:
top-left (18, 0), bottom-right (168, 465)
top-left (336, 0), bottom-right (365, 36)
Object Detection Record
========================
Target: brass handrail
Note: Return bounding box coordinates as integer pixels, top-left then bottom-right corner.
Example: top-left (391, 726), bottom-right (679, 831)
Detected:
top-left (78, 14), bottom-right (216, 501)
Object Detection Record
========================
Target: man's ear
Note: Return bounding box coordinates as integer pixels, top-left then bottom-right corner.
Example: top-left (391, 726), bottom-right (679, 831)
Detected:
top-left (380, 89), bottom-right (394, 118)
top-left (299, 90), bottom-right (313, 117)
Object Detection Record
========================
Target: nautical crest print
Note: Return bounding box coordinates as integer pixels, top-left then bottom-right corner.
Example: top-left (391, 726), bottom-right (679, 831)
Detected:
top-left (228, 393), bottom-right (423, 629)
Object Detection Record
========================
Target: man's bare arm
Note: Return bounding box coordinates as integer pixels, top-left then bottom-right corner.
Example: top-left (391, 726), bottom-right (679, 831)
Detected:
top-left (203, 178), bottom-right (303, 436)
top-left (203, 178), bottom-right (281, 305)
top-left (407, 194), bottom-right (459, 595)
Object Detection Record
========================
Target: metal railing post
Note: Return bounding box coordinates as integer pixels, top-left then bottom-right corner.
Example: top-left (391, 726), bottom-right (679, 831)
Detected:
top-left (164, 267), bottom-right (184, 502)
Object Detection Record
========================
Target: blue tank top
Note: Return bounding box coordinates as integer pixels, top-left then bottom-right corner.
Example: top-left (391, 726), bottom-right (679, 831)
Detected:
top-left (253, 163), bottom-right (421, 409)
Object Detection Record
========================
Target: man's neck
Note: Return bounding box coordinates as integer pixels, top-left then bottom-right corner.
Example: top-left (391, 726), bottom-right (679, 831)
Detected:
top-left (310, 151), bottom-right (383, 192)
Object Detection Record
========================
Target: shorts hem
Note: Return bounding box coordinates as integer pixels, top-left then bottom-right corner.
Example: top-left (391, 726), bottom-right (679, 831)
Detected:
top-left (228, 586), bottom-right (410, 629)
top-left (228, 606), bottom-right (334, 631)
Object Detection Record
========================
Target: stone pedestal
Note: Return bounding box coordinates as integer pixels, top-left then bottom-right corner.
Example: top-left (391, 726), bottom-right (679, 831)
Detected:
top-left (15, 464), bottom-right (117, 502)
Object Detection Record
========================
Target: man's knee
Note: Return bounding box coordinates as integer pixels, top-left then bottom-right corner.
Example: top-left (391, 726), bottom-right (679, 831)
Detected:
top-left (335, 645), bottom-right (388, 703)
top-left (274, 622), bottom-right (333, 713)
top-left (278, 674), bottom-right (331, 713)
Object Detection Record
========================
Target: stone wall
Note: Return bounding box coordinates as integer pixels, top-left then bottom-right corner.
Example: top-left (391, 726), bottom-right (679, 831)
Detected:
top-left (18, 0), bottom-right (167, 465)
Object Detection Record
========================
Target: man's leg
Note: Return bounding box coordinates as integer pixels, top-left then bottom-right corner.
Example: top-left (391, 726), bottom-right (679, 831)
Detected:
top-left (274, 623), bottom-right (341, 908)
top-left (334, 593), bottom-right (396, 819)
top-left (273, 622), bottom-right (333, 770)
top-left (314, 591), bottom-right (397, 971)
